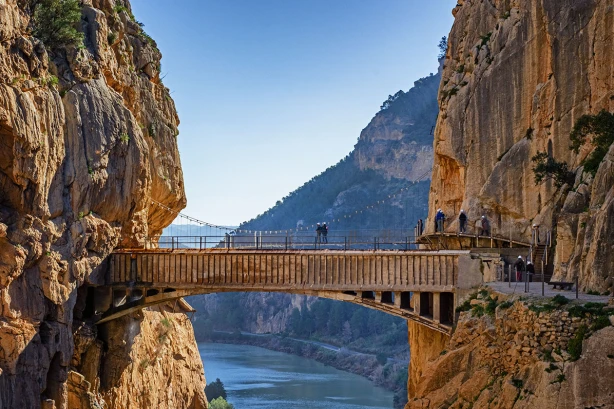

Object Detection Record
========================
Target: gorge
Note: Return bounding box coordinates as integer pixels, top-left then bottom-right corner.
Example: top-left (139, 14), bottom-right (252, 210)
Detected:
top-left (1, 1), bottom-right (614, 409)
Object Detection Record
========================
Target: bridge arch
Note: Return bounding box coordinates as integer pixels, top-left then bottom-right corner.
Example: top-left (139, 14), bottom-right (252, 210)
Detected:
top-left (96, 248), bottom-right (486, 334)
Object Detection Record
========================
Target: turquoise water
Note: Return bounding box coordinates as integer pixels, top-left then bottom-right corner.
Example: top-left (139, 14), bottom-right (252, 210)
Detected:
top-left (199, 343), bottom-right (394, 409)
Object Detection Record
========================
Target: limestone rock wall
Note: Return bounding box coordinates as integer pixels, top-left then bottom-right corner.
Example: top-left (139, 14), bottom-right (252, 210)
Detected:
top-left (428, 0), bottom-right (614, 292)
top-left (0, 1), bottom-right (204, 408)
top-left (406, 297), bottom-right (614, 408)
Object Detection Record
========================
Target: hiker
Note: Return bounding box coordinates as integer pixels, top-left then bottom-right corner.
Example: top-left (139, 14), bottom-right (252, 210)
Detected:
top-left (316, 223), bottom-right (322, 243)
top-left (458, 210), bottom-right (467, 234)
top-left (515, 255), bottom-right (525, 282)
top-left (532, 223), bottom-right (540, 244)
top-left (480, 215), bottom-right (491, 236)
top-left (527, 260), bottom-right (535, 281)
top-left (322, 222), bottom-right (328, 243)
top-left (435, 209), bottom-right (445, 232)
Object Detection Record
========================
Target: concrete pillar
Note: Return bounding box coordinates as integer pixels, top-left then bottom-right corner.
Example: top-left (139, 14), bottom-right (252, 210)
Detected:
top-left (414, 291), bottom-right (421, 316)
top-left (394, 292), bottom-right (402, 307)
top-left (433, 292), bottom-right (441, 323)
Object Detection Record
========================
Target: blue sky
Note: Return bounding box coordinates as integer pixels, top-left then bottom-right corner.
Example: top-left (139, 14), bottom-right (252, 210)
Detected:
top-left (130, 1), bottom-right (455, 226)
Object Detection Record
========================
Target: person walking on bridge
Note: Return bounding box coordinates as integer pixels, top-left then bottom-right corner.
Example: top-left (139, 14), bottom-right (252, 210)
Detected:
top-left (322, 222), bottom-right (328, 243)
top-left (316, 223), bottom-right (322, 243)
top-left (458, 210), bottom-right (467, 234)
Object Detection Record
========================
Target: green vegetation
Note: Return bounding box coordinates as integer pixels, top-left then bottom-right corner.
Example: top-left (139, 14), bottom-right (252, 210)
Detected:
top-left (591, 315), bottom-right (611, 331)
top-left (209, 397), bottom-right (234, 409)
top-left (205, 378), bottom-right (227, 401)
top-left (113, 4), bottom-right (134, 19)
top-left (32, 0), bottom-right (84, 50)
top-left (551, 294), bottom-right (570, 306)
top-left (480, 32), bottom-right (492, 47)
top-left (119, 133), bottom-right (130, 143)
top-left (511, 379), bottom-right (523, 389)
top-left (498, 300), bottom-right (513, 310)
top-left (437, 36), bottom-right (448, 60)
top-left (531, 151), bottom-right (575, 188)
top-left (456, 64), bottom-right (465, 73)
top-left (148, 122), bottom-right (157, 138)
top-left (570, 110), bottom-right (614, 176)
top-left (551, 374), bottom-right (566, 384)
top-left (108, 31), bottom-right (117, 45)
top-left (567, 325), bottom-right (587, 361)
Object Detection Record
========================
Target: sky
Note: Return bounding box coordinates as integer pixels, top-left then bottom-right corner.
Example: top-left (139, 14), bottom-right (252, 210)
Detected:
top-left (130, 0), bottom-right (455, 226)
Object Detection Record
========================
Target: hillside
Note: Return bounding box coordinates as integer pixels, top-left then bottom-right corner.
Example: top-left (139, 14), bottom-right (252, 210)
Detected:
top-left (238, 71), bottom-right (440, 233)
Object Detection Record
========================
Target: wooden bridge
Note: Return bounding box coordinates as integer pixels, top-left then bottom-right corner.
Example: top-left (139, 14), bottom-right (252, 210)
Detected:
top-left (97, 248), bottom-right (486, 334)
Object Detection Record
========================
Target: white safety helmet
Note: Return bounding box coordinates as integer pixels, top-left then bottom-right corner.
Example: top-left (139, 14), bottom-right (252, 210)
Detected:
top-left (481, 215), bottom-right (486, 219)
top-left (316, 223), bottom-right (320, 225)
top-left (518, 255), bottom-right (522, 259)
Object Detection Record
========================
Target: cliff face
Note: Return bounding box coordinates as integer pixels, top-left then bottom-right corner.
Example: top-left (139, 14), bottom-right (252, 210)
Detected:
top-left (355, 73), bottom-right (440, 183)
top-left (0, 1), bottom-right (205, 408)
top-left (406, 293), bottom-right (614, 408)
top-left (428, 0), bottom-right (614, 292)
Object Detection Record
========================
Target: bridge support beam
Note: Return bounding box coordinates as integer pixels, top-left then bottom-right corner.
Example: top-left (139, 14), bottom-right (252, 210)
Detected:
top-left (433, 292), bottom-right (441, 323)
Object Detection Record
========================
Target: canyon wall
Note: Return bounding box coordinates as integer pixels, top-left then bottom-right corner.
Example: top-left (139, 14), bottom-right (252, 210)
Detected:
top-left (0, 0), bottom-right (205, 408)
top-left (406, 292), bottom-right (614, 408)
top-left (428, 0), bottom-right (614, 292)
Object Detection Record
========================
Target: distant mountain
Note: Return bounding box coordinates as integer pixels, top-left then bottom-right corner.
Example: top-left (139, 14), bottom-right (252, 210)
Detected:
top-left (238, 71), bottom-right (440, 234)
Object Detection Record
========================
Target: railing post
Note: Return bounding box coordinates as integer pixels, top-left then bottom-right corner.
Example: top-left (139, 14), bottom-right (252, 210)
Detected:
top-left (405, 236), bottom-right (408, 251)
top-left (314, 237), bottom-right (317, 250)
top-left (542, 260), bottom-right (546, 297)
top-left (171, 237), bottom-right (175, 250)
top-left (199, 236), bottom-right (202, 250)
top-left (285, 237), bottom-right (288, 250)
top-left (344, 237), bottom-right (347, 251)
top-left (525, 267), bottom-right (528, 293)
top-left (508, 265), bottom-right (511, 287)
top-left (374, 237), bottom-right (377, 251)
top-left (575, 276), bottom-right (579, 299)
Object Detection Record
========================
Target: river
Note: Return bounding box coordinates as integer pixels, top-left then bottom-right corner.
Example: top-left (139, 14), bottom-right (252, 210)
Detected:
top-left (199, 343), bottom-right (395, 409)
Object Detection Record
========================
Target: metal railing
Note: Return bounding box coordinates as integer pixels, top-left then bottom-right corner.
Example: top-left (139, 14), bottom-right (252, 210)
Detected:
top-left (145, 232), bottom-right (422, 251)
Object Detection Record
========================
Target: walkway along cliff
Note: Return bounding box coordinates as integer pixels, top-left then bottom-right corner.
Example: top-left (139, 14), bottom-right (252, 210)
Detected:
top-left (407, 1), bottom-right (614, 408)
top-left (0, 1), bottom-right (205, 408)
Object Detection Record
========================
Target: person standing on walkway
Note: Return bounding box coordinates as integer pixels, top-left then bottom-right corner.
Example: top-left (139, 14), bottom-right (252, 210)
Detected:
top-left (526, 261), bottom-right (535, 281)
top-left (515, 255), bottom-right (525, 282)
top-left (316, 223), bottom-right (322, 243)
top-left (480, 215), bottom-right (491, 236)
top-left (459, 210), bottom-right (467, 234)
top-left (322, 222), bottom-right (328, 243)
top-left (532, 223), bottom-right (540, 244)
top-left (435, 209), bottom-right (445, 232)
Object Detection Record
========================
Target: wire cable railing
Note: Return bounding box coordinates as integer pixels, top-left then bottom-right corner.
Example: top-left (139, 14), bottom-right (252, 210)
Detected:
top-left (145, 232), bottom-right (424, 251)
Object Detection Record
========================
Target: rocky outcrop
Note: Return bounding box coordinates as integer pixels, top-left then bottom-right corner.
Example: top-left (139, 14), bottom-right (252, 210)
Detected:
top-left (355, 73), bottom-right (440, 182)
top-left (98, 307), bottom-right (206, 409)
top-left (427, 0), bottom-right (614, 292)
top-left (0, 1), bottom-right (204, 408)
top-left (406, 293), bottom-right (614, 408)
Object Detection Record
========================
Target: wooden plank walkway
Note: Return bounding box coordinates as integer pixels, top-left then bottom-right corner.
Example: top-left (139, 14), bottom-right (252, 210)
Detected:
top-left (109, 249), bottom-right (468, 292)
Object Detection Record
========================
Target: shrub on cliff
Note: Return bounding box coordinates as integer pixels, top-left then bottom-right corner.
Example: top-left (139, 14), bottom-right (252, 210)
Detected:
top-left (209, 397), bottom-right (234, 409)
top-left (570, 110), bottom-right (614, 176)
top-left (531, 152), bottom-right (575, 188)
top-left (205, 378), bottom-right (227, 401)
top-left (31, 0), bottom-right (84, 50)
